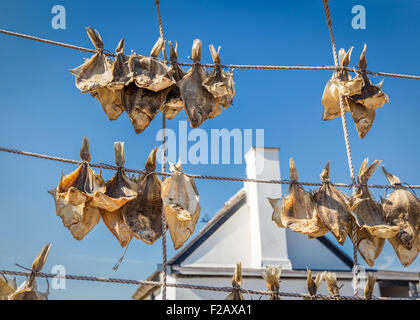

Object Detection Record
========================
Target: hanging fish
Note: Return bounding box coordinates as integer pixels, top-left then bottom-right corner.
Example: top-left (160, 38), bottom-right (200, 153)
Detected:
top-left (70, 27), bottom-right (112, 93)
top-left (162, 160), bottom-right (201, 249)
top-left (225, 263), bottom-right (244, 300)
top-left (48, 137), bottom-right (104, 241)
top-left (321, 47), bottom-right (363, 121)
top-left (350, 44), bottom-right (389, 111)
top-left (315, 161), bottom-right (352, 245)
top-left (381, 166), bottom-right (420, 267)
top-left (91, 142), bottom-right (137, 248)
top-left (262, 266), bottom-right (282, 300)
top-left (306, 269), bottom-right (324, 299)
top-left (350, 159), bottom-right (400, 266)
top-left (179, 39), bottom-right (221, 128)
top-left (160, 41), bottom-right (186, 120)
top-left (9, 244), bottom-right (51, 300)
top-left (0, 275), bottom-right (17, 300)
top-left (347, 98), bottom-right (376, 139)
top-left (122, 148), bottom-right (163, 245)
top-left (122, 83), bottom-right (165, 134)
top-left (323, 272), bottom-right (341, 299)
top-left (89, 38), bottom-right (129, 121)
top-left (127, 38), bottom-right (175, 92)
top-left (346, 45), bottom-right (389, 138)
top-left (363, 272), bottom-right (377, 300)
top-left (268, 158), bottom-right (328, 238)
top-left (202, 45), bottom-right (236, 109)
top-left (108, 39), bottom-right (131, 90)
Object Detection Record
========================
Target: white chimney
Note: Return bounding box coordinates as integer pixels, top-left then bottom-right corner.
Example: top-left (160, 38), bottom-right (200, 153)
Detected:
top-left (244, 147), bottom-right (292, 269)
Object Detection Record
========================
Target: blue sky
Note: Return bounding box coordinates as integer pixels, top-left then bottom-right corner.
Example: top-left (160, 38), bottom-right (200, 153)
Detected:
top-left (0, 0), bottom-right (419, 299)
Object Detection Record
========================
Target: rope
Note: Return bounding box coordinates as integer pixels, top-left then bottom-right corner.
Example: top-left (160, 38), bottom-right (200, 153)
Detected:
top-left (155, 0), bottom-right (169, 298)
top-left (1, 28), bottom-right (420, 79)
top-left (1, 146), bottom-right (419, 189)
top-left (0, 269), bottom-right (416, 300)
top-left (161, 91), bottom-right (168, 300)
top-left (154, 0), bottom-right (168, 62)
top-left (322, 0), bottom-right (359, 296)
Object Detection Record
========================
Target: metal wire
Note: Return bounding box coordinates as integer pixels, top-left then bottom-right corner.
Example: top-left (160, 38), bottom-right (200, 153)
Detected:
top-left (1, 146), bottom-right (419, 189)
top-left (0, 269), bottom-right (417, 300)
top-left (1, 28), bottom-right (420, 79)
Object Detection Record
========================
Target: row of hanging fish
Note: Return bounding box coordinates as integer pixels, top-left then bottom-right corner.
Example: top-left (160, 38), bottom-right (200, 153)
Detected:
top-left (70, 27), bottom-right (236, 134)
top-left (223, 264), bottom-right (377, 300)
top-left (321, 44), bottom-right (389, 138)
top-left (268, 158), bottom-right (420, 267)
top-left (1, 244), bottom-right (51, 300)
top-left (48, 137), bottom-right (201, 250)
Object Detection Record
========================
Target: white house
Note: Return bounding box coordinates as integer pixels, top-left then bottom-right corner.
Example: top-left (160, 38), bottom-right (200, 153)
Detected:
top-left (134, 147), bottom-right (420, 300)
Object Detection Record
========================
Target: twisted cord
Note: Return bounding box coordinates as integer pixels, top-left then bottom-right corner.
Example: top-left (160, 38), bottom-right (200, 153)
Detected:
top-left (322, 0), bottom-right (359, 296)
top-left (0, 269), bottom-right (416, 300)
top-left (154, 0), bottom-right (168, 62)
top-left (1, 146), bottom-right (420, 189)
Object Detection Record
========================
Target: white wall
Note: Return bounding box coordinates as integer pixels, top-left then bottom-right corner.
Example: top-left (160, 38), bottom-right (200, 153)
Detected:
top-left (181, 201), bottom-right (255, 268)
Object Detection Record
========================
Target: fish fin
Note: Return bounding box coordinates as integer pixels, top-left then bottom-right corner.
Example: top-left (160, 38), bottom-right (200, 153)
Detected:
top-left (209, 44), bottom-right (221, 64)
top-left (31, 244), bottom-right (51, 273)
top-left (381, 166), bottom-right (401, 185)
top-left (80, 136), bottom-right (91, 162)
top-left (359, 44), bottom-right (367, 70)
top-left (192, 39), bottom-right (202, 63)
top-left (289, 158), bottom-right (299, 181)
top-left (85, 27), bottom-right (104, 50)
top-left (114, 142), bottom-right (125, 167)
top-left (116, 38), bottom-right (125, 54)
top-left (145, 147), bottom-right (157, 171)
top-left (320, 161), bottom-right (331, 182)
top-left (340, 47), bottom-right (354, 67)
top-left (150, 38), bottom-right (165, 58)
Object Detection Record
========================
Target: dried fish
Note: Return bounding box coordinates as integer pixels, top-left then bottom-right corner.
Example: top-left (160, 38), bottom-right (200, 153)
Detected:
top-left (122, 83), bottom-right (163, 134)
top-left (315, 161), bottom-right (352, 245)
top-left (89, 38), bottom-right (128, 121)
top-left (225, 263), bottom-right (244, 300)
top-left (70, 27), bottom-right (112, 93)
top-left (381, 166), bottom-right (420, 267)
top-left (306, 269), bottom-right (323, 299)
top-left (0, 276), bottom-right (17, 300)
top-left (127, 38), bottom-right (175, 92)
top-left (350, 159), bottom-right (400, 266)
top-left (203, 45), bottom-right (236, 109)
top-left (49, 137), bottom-right (104, 240)
top-left (122, 83), bottom-right (164, 134)
top-left (269, 158), bottom-right (328, 238)
top-left (262, 266), bottom-right (282, 300)
top-left (91, 142), bottom-right (137, 247)
top-left (345, 45), bottom-right (389, 138)
top-left (108, 39), bottom-right (131, 90)
top-left (363, 272), bottom-right (377, 300)
top-left (179, 39), bottom-right (221, 128)
top-left (160, 41), bottom-right (186, 120)
top-left (350, 44), bottom-right (389, 111)
top-left (122, 148), bottom-right (163, 245)
top-left (9, 244), bottom-right (51, 300)
top-left (321, 47), bottom-right (363, 121)
top-left (323, 272), bottom-right (341, 298)
top-left (347, 98), bottom-right (376, 139)
top-left (162, 160), bottom-right (201, 249)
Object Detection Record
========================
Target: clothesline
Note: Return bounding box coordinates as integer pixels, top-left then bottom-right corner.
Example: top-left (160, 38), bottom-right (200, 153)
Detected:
top-left (0, 146), bottom-right (419, 190)
top-left (1, 28), bottom-right (420, 80)
top-left (0, 269), bottom-right (417, 301)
